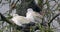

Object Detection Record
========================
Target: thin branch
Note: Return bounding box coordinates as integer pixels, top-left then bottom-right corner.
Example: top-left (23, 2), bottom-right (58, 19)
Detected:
top-left (0, 13), bottom-right (16, 25)
top-left (48, 13), bottom-right (60, 25)
top-left (0, 13), bottom-right (23, 29)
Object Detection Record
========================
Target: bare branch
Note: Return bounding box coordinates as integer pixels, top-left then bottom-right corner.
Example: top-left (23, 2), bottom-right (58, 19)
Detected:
top-left (0, 13), bottom-right (16, 25)
top-left (48, 13), bottom-right (60, 25)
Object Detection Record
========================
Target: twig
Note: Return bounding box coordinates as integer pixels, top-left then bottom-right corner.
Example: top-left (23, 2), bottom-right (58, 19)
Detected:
top-left (48, 13), bottom-right (60, 25)
top-left (0, 13), bottom-right (15, 25)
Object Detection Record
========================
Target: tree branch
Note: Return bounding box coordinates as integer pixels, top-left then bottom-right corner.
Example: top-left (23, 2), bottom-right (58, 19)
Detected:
top-left (48, 13), bottom-right (60, 25)
top-left (0, 13), bottom-right (23, 30)
top-left (0, 13), bottom-right (16, 25)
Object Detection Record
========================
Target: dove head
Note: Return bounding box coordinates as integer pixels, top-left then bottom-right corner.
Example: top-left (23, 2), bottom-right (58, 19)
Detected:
top-left (27, 8), bottom-right (34, 12)
top-left (26, 8), bottom-right (34, 16)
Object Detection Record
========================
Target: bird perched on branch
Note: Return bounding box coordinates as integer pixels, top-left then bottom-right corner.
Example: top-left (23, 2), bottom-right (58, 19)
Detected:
top-left (10, 0), bottom-right (43, 31)
top-left (10, 13), bottom-right (35, 32)
top-left (11, 8), bottom-right (43, 26)
top-left (11, 14), bottom-right (35, 26)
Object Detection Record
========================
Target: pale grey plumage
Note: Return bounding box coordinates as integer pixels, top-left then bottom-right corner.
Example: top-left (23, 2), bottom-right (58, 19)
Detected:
top-left (26, 8), bottom-right (43, 23)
